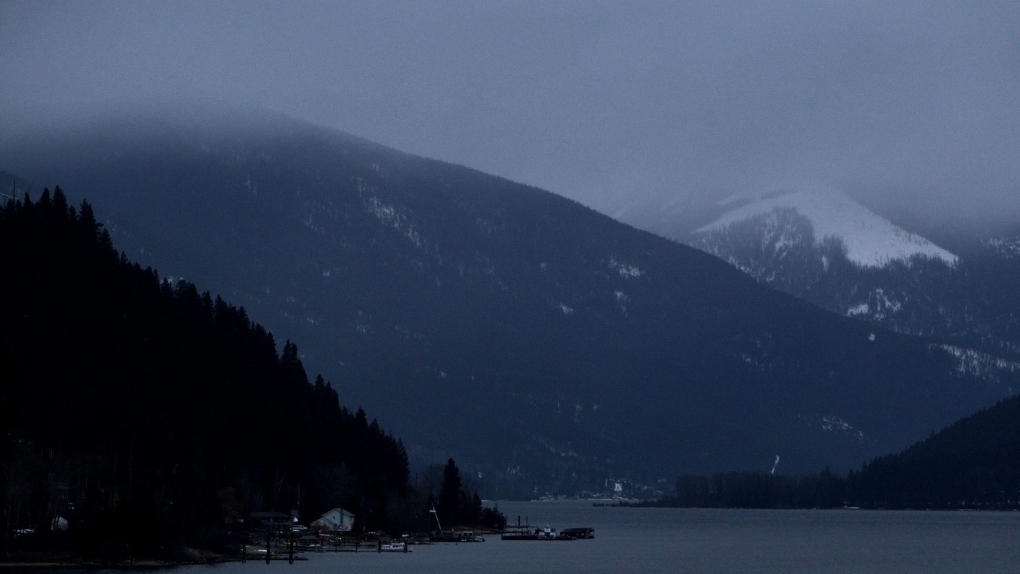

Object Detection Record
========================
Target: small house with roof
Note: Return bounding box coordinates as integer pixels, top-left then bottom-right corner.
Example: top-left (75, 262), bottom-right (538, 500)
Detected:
top-left (311, 507), bottom-right (355, 533)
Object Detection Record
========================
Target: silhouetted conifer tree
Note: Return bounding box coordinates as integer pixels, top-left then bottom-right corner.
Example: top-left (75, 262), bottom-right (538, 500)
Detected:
top-left (438, 458), bottom-right (463, 525)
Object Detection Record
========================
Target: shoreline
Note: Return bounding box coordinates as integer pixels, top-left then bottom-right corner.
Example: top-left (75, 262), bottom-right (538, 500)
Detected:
top-left (0, 562), bottom-right (181, 570)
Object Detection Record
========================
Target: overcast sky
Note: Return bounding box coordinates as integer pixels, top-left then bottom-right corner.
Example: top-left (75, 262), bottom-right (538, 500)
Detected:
top-left (1, 0), bottom-right (1018, 223)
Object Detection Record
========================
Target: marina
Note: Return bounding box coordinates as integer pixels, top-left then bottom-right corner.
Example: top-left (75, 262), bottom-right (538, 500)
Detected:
top-left (501, 525), bottom-right (595, 541)
top-left (9, 501), bottom-right (1020, 573)
top-left (180, 500), bottom-right (1020, 573)
top-left (500, 513), bottom-right (595, 541)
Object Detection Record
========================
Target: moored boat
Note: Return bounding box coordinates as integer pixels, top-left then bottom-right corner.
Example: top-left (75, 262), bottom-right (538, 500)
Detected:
top-left (560, 527), bottom-right (595, 539)
top-left (501, 525), bottom-right (589, 540)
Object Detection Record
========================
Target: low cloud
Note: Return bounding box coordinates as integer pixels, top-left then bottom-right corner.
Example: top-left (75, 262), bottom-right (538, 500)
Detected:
top-left (1, 1), bottom-right (1017, 224)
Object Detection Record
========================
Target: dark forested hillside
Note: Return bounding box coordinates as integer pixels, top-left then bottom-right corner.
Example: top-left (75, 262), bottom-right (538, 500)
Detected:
top-left (659, 394), bottom-right (1020, 510)
top-left (849, 393), bottom-right (1020, 509)
top-left (3, 106), bottom-right (1018, 497)
top-left (0, 189), bottom-right (413, 558)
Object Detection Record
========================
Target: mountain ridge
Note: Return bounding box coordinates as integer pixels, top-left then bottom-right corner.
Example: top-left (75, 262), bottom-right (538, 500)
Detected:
top-left (678, 184), bottom-right (1020, 362)
top-left (696, 187), bottom-right (958, 268)
top-left (0, 188), bottom-right (419, 553)
top-left (2, 107), bottom-right (1015, 496)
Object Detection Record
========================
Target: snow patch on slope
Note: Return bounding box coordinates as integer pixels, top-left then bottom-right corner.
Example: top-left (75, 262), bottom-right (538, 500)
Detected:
top-left (609, 258), bottom-right (644, 278)
top-left (697, 187), bottom-right (957, 268)
top-left (933, 345), bottom-right (1020, 379)
top-left (985, 236), bottom-right (1020, 259)
top-left (845, 288), bottom-right (903, 321)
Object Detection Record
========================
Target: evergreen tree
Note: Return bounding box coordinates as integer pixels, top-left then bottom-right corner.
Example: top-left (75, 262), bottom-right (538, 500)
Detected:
top-left (438, 458), bottom-right (463, 526)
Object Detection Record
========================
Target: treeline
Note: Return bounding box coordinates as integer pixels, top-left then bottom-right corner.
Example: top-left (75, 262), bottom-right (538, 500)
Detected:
top-left (662, 469), bottom-right (844, 509)
top-left (658, 394), bottom-right (1020, 510)
top-left (850, 393), bottom-right (1020, 509)
top-left (0, 188), bottom-right (498, 561)
top-left (430, 458), bottom-right (506, 530)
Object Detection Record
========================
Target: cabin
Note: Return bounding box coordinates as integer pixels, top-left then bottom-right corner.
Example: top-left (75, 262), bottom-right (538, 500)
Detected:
top-left (311, 507), bottom-right (356, 533)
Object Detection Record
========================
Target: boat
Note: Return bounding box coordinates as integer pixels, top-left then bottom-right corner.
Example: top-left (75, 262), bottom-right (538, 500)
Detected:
top-left (500, 527), bottom-right (540, 541)
top-left (429, 530), bottom-right (485, 543)
top-left (427, 505), bottom-right (485, 542)
top-left (501, 525), bottom-right (578, 541)
top-left (501, 515), bottom-right (594, 541)
top-left (379, 541), bottom-right (410, 552)
top-left (451, 530), bottom-right (485, 542)
top-left (560, 527), bottom-right (595, 539)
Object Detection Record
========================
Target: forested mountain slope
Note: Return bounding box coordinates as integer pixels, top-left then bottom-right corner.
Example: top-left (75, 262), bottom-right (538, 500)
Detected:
top-left (0, 189), bottom-right (412, 556)
top-left (3, 106), bottom-right (1016, 496)
top-left (851, 393), bottom-right (1020, 508)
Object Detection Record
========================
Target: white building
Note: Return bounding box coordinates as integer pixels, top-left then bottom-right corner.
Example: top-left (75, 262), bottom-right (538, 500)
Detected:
top-left (311, 507), bottom-right (355, 532)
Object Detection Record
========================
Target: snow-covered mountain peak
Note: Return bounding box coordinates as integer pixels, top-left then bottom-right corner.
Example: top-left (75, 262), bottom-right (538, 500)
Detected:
top-left (696, 186), bottom-right (958, 268)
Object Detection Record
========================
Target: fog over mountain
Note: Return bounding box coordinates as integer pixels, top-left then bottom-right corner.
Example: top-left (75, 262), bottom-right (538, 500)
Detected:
top-left (3, 108), bottom-right (1018, 497)
top-left (2, 1), bottom-right (1018, 226)
top-left (3, 0), bottom-right (1020, 498)
top-left (677, 186), bottom-right (1020, 372)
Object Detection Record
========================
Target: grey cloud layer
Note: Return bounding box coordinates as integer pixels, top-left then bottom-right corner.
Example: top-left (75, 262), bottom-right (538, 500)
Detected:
top-left (1, 0), bottom-right (1017, 221)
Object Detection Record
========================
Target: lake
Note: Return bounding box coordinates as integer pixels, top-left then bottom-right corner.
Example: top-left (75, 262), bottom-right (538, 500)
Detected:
top-left (34, 500), bottom-right (1020, 574)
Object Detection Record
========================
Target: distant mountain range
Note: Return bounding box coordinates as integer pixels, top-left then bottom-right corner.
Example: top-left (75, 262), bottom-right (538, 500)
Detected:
top-left (2, 105), bottom-right (1017, 497)
top-left (697, 187), bottom-right (957, 268)
top-left (630, 187), bottom-right (1020, 362)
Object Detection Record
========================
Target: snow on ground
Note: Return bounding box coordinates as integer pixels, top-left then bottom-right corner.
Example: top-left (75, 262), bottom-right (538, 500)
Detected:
top-left (986, 236), bottom-right (1020, 259)
top-left (696, 186), bottom-right (958, 268)
top-left (933, 344), bottom-right (1020, 378)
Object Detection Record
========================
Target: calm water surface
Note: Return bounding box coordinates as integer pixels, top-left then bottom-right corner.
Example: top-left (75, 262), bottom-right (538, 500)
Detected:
top-left (60, 501), bottom-right (1020, 574)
